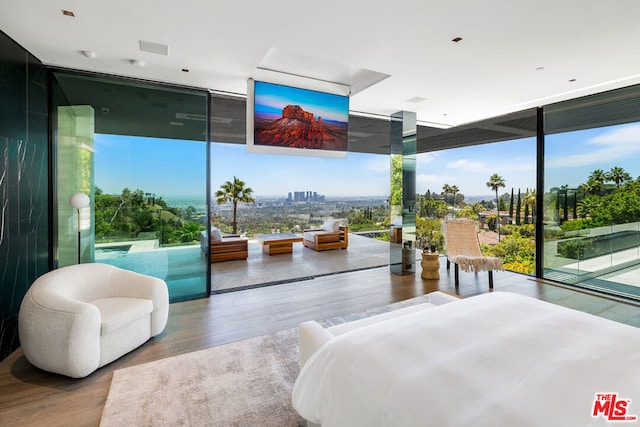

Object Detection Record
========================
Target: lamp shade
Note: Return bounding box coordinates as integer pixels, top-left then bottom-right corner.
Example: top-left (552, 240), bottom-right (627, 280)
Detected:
top-left (69, 192), bottom-right (90, 209)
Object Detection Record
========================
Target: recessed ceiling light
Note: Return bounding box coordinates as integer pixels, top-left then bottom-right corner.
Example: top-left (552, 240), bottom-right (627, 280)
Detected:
top-left (130, 59), bottom-right (146, 68)
top-left (61, 9), bottom-right (75, 17)
top-left (536, 67), bottom-right (545, 71)
top-left (569, 78), bottom-right (577, 82)
top-left (81, 50), bottom-right (96, 59)
top-left (407, 96), bottom-right (427, 103)
top-left (452, 37), bottom-right (463, 43)
top-left (181, 68), bottom-right (189, 73)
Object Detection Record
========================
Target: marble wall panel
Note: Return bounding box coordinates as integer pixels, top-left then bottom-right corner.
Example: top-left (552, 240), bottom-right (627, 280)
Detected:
top-left (0, 30), bottom-right (49, 362)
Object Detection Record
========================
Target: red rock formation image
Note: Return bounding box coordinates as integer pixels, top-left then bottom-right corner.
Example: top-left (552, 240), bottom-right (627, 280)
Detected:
top-left (254, 104), bottom-right (348, 151)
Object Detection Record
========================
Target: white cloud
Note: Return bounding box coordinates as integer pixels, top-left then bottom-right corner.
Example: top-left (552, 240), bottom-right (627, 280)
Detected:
top-left (417, 173), bottom-right (445, 187)
top-left (365, 156), bottom-right (390, 173)
top-left (416, 152), bottom-right (437, 167)
top-left (547, 123), bottom-right (640, 168)
top-left (447, 158), bottom-right (488, 173)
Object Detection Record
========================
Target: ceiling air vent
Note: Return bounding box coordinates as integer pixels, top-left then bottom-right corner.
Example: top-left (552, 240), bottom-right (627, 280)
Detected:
top-left (139, 40), bottom-right (169, 56)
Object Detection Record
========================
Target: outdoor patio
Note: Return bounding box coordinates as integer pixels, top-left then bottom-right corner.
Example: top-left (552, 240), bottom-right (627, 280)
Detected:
top-left (211, 233), bottom-right (393, 292)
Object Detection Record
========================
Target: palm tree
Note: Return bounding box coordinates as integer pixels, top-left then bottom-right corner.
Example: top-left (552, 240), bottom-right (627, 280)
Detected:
top-left (581, 178), bottom-right (604, 196)
top-left (486, 174), bottom-right (505, 215)
top-left (215, 176), bottom-right (255, 234)
top-left (608, 166), bottom-right (631, 188)
top-left (577, 196), bottom-right (601, 218)
top-left (524, 189), bottom-right (536, 224)
top-left (442, 184), bottom-right (451, 217)
top-left (486, 174), bottom-right (505, 240)
top-left (589, 169), bottom-right (607, 185)
top-left (450, 185), bottom-right (459, 218)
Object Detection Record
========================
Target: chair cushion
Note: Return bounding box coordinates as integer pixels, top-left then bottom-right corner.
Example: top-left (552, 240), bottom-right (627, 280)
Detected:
top-left (322, 219), bottom-right (340, 232)
top-left (304, 231), bottom-right (319, 243)
top-left (211, 228), bottom-right (223, 242)
top-left (91, 297), bottom-right (153, 335)
top-left (304, 230), bottom-right (341, 243)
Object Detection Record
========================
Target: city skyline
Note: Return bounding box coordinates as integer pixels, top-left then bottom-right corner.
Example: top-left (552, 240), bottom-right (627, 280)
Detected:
top-left (94, 122), bottom-right (640, 201)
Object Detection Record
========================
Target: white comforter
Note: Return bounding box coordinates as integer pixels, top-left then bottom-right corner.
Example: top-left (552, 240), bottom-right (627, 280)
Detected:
top-left (292, 292), bottom-right (640, 426)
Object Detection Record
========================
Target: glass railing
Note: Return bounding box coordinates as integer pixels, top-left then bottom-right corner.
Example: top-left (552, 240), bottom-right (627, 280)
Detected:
top-left (544, 221), bottom-right (640, 298)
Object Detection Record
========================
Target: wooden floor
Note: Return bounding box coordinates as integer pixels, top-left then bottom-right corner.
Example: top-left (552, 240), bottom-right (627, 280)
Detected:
top-left (1, 258), bottom-right (639, 426)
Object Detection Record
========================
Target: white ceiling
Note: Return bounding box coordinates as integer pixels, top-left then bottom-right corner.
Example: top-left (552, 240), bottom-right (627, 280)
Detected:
top-left (2, 0), bottom-right (640, 128)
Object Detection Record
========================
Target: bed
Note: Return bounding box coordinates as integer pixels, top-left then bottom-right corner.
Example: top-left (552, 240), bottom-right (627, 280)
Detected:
top-left (292, 292), bottom-right (640, 426)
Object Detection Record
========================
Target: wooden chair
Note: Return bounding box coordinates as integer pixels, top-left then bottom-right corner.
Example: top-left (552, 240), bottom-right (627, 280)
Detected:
top-left (442, 219), bottom-right (503, 288)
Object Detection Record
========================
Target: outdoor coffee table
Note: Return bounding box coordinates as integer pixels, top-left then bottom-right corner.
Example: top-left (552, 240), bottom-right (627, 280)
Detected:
top-left (255, 233), bottom-right (303, 255)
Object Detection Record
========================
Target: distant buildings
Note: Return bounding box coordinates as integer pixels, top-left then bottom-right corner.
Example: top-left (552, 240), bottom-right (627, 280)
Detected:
top-left (287, 191), bottom-right (325, 203)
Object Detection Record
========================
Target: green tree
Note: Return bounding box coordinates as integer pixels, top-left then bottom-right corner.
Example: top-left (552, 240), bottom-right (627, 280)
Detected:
top-left (419, 198), bottom-right (449, 219)
top-left (608, 166), bottom-right (632, 188)
top-left (442, 183), bottom-right (451, 212)
top-left (390, 155), bottom-right (403, 208)
top-left (471, 202), bottom-right (484, 215)
top-left (450, 185), bottom-right (459, 217)
top-left (176, 222), bottom-right (201, 243)
top-left (581, 177), bottom-right (604, 196)
top-left (524, 189), bottom-right (536, 224)
top-left (486, 174), bottom-right (505, 215)
top-left (215, 176), bottom-right (255, 234)
top-left (483, 232), bottom-right (535, 275)
top-left (515, 189), bottom-right (521, 225)
top-left (589, 169), bottom-right (607, 185)
top-left (416, 215), bottom-right (444, 251)
top-left (441, 184), bottom-right (457, 218)
top-left (486, 174), bottom-right (505, 239)
top-left (577, 195), bottom-right (601, 218)
top-left (508, 188), bottom-right (514, 224)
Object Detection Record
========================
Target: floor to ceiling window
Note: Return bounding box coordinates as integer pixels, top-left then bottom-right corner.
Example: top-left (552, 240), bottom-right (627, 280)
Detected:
top-left (52, 73), bottom-right (209, 302)
top-left (415, 109), bottom-right (538, 276)
top-left (543, 85), bottom-right (640, 300)
top-left (207, 94), bottom-right (392, 292)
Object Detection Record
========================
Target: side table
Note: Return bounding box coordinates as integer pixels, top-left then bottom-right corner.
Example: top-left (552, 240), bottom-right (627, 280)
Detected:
top-left (421, 252), bottom-right (440, 279)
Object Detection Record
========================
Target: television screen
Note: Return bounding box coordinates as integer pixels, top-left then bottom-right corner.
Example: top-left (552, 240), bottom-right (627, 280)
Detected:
top-left (247, 80), bottom-right (349, 158)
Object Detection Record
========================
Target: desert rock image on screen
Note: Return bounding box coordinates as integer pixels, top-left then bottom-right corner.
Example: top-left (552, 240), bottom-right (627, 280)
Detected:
top-left (255, 104), bottom-right (348, 151)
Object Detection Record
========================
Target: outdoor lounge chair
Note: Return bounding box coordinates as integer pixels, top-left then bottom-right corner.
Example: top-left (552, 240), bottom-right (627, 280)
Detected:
top-left (200, 229), bottom-right (248, 262)
top-left (442, 219), bottom-right (503, 288)
top-left (303, 220), bottom-right (348, 251)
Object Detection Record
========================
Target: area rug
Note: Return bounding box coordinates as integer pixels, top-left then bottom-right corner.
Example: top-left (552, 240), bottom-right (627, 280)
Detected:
top-left (100, 293), bottom-right (438, 426)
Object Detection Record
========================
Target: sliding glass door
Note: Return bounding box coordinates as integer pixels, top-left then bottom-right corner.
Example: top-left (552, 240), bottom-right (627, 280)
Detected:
top-left (543, 85), bottom-right (640, 300)
top-left (52, 73), bottom-right (209, 302)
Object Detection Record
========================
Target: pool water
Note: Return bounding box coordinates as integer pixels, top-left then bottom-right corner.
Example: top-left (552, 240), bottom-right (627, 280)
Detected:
top-left (95, 245), bottom-right (132, 260)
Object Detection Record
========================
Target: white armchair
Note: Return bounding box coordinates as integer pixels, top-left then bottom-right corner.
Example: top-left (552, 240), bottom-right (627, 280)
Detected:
top-left (18, 263), bottom-right (169, 378)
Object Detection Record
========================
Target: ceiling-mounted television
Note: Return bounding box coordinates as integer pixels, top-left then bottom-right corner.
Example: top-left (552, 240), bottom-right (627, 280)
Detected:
top-left (247, 79), bottom-right (349, 158)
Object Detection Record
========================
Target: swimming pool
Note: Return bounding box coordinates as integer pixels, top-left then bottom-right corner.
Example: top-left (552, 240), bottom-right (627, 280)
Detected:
top-left (95, 245), bottom-right (132, 260)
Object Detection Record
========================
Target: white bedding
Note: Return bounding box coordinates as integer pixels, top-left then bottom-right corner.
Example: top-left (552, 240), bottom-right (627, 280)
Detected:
top-left (292, 292), bottom-right (640, 426)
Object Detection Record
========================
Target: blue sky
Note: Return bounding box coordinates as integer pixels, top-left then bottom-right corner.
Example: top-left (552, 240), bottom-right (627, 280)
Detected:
top-left (94, 134), bottom-right (207, 198)
top-left (545, 122), bottom-right (640, 188)
top-left (254, 81), bottom-right (349, 123)
top-left (94, 121), bottom-right (640, 200)
top-left (416, 138), bottom-right (536, 197)
top-left (210, 143), bottom-right (389, 198)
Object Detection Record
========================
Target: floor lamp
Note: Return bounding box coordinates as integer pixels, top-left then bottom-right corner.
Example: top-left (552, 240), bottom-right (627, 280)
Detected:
top-left (69, 192), bottom-right (90, 264)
